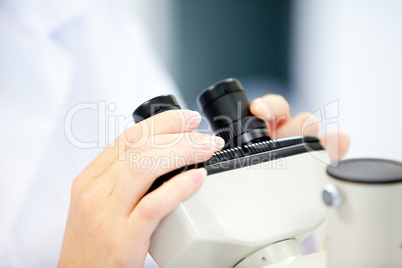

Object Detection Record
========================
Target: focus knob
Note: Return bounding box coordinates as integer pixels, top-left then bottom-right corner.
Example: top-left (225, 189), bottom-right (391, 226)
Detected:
top-left (133, 95), bottom-right (181, 123)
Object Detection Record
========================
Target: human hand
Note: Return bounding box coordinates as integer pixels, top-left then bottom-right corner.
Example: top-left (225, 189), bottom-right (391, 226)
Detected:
top-left (250, 94), bottom-right (350, 161)
top-left (58, 110), bottom-right (224, 268)
top-left (58, 94), bottom-right (349, 268)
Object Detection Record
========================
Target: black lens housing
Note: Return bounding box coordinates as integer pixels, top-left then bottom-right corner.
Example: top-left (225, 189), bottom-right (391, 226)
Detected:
top-left (133, 95), bottom-right (181, 123)
top-left (197, 78), bottom-right (270, 148)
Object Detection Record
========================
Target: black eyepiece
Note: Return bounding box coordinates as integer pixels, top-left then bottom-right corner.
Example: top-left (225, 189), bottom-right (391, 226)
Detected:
top-left (197, 78), bottom-right (270, 148)
top-left (133, 94), bottom-right (181, 123)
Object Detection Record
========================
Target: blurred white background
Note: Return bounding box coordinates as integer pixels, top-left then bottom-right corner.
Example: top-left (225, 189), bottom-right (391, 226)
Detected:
top-left (292, 0), bottom-right (402, 161)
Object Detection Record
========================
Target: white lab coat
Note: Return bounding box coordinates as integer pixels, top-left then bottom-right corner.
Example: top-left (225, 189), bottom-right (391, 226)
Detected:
top-left (0, 0), bottom-right (179, 266)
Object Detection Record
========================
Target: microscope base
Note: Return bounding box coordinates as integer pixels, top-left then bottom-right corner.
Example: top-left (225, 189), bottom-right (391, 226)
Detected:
top-left (266, 251), bottom-right (325, 268)
top-left (235, 239), bottom-right (325, 268)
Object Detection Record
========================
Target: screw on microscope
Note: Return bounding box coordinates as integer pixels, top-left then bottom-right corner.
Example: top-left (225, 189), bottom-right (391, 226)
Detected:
top-left (322, 184), bottom-right (343, 207)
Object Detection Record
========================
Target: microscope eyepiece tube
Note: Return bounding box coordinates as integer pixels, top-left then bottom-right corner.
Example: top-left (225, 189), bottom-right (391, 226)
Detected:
top-left (197, 78), bottom-right (270, 148)
top-left (133, 94), bottom-right (181, 123)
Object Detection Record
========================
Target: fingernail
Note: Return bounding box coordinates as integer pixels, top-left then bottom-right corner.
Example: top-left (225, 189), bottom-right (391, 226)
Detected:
top-left (187, 168), bottom-right (207, 185)
top-left (210, 136), bottom-right (225, 150)
top-left (184, 110), bottom-right (202, 130)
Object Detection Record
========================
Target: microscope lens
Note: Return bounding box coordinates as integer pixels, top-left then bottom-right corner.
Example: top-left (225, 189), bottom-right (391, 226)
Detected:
top-left (197, 78), bottom-right (270, 148)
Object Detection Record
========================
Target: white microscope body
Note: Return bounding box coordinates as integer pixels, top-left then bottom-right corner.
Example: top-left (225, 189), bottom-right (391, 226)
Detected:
top-left (149, 139), bottom-right (329, 268)
top-left (134, 79), bottom-right (402, 268)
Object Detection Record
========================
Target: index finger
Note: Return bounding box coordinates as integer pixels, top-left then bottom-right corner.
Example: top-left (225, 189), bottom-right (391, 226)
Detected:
top-left (250, 94), bottom-right (292, 122)
top-left (250, 94), bottom-right (292, 138)
top-left (83, 109), bottom-right (201, 177)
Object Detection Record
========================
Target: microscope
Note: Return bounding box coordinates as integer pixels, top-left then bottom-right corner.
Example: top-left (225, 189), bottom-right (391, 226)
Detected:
top-left (133, 79), bottom-right (402, 268)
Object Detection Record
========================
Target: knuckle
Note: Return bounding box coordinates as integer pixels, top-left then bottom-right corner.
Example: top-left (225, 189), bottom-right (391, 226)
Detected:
top-left (123, 125), bottom-right (144, 144)
top-left (127, 153), bottom-right (156, 176)
top-left (71, 174), bottom-right (85, 194)
top-left (76, 192), bottom-right (94, 213)
top-left (137, 199), bottom-right (160, 221)
top-left (299, 113), bottom-right (320, 136)
top-left (71, 181), bottom-right (97, 214)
